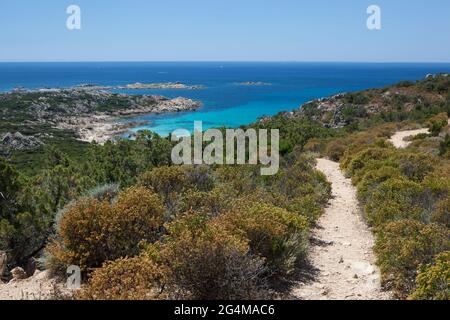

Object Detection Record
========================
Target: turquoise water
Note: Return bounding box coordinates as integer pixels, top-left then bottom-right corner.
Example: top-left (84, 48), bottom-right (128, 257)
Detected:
top-left (1, 62), bottom-right (450, 136)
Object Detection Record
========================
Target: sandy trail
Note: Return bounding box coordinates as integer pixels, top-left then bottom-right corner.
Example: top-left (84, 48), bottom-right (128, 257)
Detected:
top-left (389, 119), bottom-right (449, 148)
top-left (388, 128), bottom-right (429, 148)
top-left (292, 159), bottom-right (390, 300)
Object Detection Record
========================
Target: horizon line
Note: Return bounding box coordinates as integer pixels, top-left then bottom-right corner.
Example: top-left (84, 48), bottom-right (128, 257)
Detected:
top-left (1, 60), bottom-right (450, 64)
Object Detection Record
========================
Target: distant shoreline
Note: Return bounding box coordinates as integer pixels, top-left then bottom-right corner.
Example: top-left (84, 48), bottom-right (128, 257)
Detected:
top-left (10, 81), bottom-right (206, 94)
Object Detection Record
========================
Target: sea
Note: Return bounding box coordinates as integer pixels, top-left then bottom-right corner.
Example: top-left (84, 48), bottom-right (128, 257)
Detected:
top-left (1, 62), bottom-right (450, 136)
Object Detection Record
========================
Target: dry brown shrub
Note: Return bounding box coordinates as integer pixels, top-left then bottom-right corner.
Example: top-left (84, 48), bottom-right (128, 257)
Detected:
top-left (46, 186), bottom-right (165, 272)
top-left (78, 255), bottom-right (168, 300)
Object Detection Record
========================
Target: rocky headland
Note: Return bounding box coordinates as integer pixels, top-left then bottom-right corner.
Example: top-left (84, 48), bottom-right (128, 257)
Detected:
top-left (258, 73), bottom-right (450, 129)
top-left (0, 88), bottom-right (202, 146)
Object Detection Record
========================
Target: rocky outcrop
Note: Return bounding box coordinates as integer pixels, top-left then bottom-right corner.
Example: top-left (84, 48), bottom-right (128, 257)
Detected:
top-left (110, 96), bottom-right (201, 116)
top-left (10, 267), bottom-right (27, 281)
top-left (0, 270), bottom-right (70, 300)
top-left (0, 132), bottom-right (43, 151)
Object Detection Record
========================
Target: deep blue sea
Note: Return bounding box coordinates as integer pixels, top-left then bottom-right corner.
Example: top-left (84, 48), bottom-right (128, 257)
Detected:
top-left (1, 62), bottom-right (450, 136)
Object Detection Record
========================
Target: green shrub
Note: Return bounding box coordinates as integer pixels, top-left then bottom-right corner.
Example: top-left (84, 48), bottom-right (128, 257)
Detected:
top-left (218, 202), bottom-right (310, 276)
top-left (346, 147), bottom-right (395, 177)
top-left (410, 133), bottom-right (430, 141)
top-left (397, 81), bottom-right (414, 88)
top-left (422, 171), bottom-right (450, 198)
top-left (409, 251), bottom-right (450, 300)
top-left (365, 177), bottom-right (425, 226)
top-left (214, 166), bottom-right (258, 195)
top-left (440, 134), bottom-right (450, 157)
top-left (375, 220), bottom-right (449, 297)
top-left (0, 158), bottom-right (22, 216)
top-left (0, 158), bottom-right (53, 266)
top-left (427, 112), bottom-right (448, 136)
top-left (273, 157), bottom-right (331, 205)
top-left (431, 198), bottom-right (450, 227)
top-left (344, 92), bottom-right (370, 105)
top-left (286, 195), bottom-right (324, 223)
top-left (0, 210), bottom-right (52, 268)
top-left (396, 152), bottom-right (435, 182)
top-left (356, 166), bottom-right (401, 201)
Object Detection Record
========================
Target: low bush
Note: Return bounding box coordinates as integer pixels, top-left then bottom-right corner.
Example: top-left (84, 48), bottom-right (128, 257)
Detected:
top-left (46, 186), bottom-right (166, 272)
top-left (440, 134), bottom-right (450, 157)
top-left (214, 166), bottom-right (259, 195)
top-left (422, 171), bottom-right (450, 198)
top-left (375, 220), bottom-right (449, 297)
top-left (78, 255), bottom-right (168, 300)
top-left (303, 138), bottom-right (324, 154)
top-left (396, 152), bottom-right (435, 182)
top-left (286, 195), bottom-right (324, 223)
top-left (45, 198), bottom-right (111, 273)
top-left (179, 187), bottom-right (228, 216)
top-left (138, 166), bottom-right (188, 207)
top-left (272, 157), bottom-right (331, 205)
top-left (218, 203), bottom-right (310, 276)
top-left (183, 165), bottom-right (215, 192)
top-left (365, 177), bottom-right (425, 226)
top-left (409, 251), bottom-right (449, 300)
top-left (431, 198), bottom-right (450, 227)
top-left (325, 139), bottom-right (347, 161)
top-left (345, 147), bottom-right (395, 177)
top-left (157, 213), bottom-right (270, 299)
top-left (356, 166), bottom-right (401, 201)
top-left (427, 112), bottom-right (448, 136)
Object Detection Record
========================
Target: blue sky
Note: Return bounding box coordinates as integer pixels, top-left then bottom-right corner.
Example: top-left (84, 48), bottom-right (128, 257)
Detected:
top-left (0, 0), bottom-right (449, 62)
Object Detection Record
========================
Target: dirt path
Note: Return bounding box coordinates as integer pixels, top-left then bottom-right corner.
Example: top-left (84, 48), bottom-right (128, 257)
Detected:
top-left (389, 119), bottom-right (449, 148)
top-left (388, 128), bottom-right (429, 148)
top-left (292, 159), bottom-right (390, 300)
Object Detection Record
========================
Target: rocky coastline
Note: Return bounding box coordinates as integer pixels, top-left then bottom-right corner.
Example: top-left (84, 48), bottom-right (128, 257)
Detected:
top-left (0, 87), bottom-right (202, 147)
top-left (55, 96), bottom-right (202, 144)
